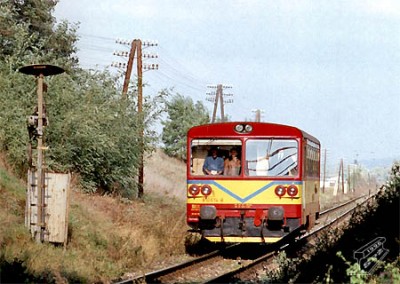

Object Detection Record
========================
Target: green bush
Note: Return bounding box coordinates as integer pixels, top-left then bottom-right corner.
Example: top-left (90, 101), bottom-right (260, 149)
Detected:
top-left (162, 92), bottom-right (209, 161)
top-left (0, 1), bottom-right (164, 196)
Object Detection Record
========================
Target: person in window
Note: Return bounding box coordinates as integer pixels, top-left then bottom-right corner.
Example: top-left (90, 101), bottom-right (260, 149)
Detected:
top-left (203, 147), bottom-right (224, 175)
top-left (224, 147), bottom-right (241, 176)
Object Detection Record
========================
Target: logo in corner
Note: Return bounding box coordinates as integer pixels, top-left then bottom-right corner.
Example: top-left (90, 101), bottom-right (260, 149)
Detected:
top-left (353, 237), bottom-right (389, 274)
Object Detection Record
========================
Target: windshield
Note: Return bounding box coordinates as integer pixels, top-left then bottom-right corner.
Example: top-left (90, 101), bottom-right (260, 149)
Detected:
top-left (190, 139), bottom-right (242, 176)
top-left (245, 139), bottom-right (298, 177)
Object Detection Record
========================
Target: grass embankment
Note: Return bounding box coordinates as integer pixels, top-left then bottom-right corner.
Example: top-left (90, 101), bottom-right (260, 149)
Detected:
top-left (0, 150), bottom-right (188, 283)
top-left (268, 163), bottom-right (400, 283)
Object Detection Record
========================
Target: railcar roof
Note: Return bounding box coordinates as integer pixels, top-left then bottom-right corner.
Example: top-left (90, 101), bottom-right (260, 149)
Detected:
top-left (188, 122), bottom-right (320, 144)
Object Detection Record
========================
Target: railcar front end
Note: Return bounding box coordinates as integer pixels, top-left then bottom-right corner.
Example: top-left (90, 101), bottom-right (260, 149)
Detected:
top-left (186, 122), bottom-right (320, 243)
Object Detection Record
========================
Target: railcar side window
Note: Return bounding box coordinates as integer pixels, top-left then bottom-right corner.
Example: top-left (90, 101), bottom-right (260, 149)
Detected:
top-left (245, 139), bottom-right (298, 177)
top-left (305, 139), bottom-right (320, 178)
top-left (190, 139), bottom-right (242, 176)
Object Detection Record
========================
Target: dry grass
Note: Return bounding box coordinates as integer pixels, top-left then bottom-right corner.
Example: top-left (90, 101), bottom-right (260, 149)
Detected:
top-left (0, 149), bottom-right (189, 283)
top-left (320, 182), bottom-right (377, 211)
top-left (6, 149), bottom-right (378, 282)
top-left (144, 149), bottom-right (187, 200)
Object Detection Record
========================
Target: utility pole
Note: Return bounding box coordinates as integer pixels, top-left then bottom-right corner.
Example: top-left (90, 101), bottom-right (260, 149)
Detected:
top-left (114, 39), bottom-right (158, 198)
top-left (322, 148), bottom-right (327, 193)
top-left (336, 158), bottom-right (345, 195)
top-left (255, 109), bottom-right (261, 122)
top-left (337, 158), bottom-right (345, 194)
top-left (347, 164), bottom-right (351, 193)
top-left (206, 84), bottom-right (233, 123)
top-left (122, 41), bottom-right (137, 98)
top-left (252, 109), bottom-right (264, 122)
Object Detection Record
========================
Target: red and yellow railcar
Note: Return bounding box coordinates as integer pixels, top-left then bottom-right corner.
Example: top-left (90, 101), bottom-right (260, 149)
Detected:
top-left (186, 122), bottom-right (320, 243)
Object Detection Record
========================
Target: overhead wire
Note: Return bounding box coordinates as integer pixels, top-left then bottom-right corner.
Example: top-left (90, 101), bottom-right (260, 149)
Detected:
top-left (72, 32), bottom-right (257, 120)
top-left (157, 45), bottom-right (209, 86)
top-left (151, 69), bottom-right (205, 101)
top-left (157, 58), bottom-right (206, 92)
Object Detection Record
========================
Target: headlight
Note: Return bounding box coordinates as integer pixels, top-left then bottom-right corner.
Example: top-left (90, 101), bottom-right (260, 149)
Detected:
top-left (244, 124), bottom-right (253, 132)
top-left (234, 123), bottom-right (253, 133)
top-left (234, 124), bottom-right (244, 132)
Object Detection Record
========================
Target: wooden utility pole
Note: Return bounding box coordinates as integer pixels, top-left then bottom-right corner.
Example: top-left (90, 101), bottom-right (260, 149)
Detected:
top-left (122, 40), bottom-right (137, 98)
top-left (342, 159), bottom-right (345, 194)
top-left (218, 85), bottom-right (224, 122)
top-left (120, 39), bottom-right (144, 198)
top-left (336, 158), bottom-right (345, 195)
top-left (206, 84), bottom-right (233, 123)
top-left (322, 148), bottom-right (327, 193)
top-left (348, 164), bottom-right (351, 193)
top-left (337, 158), bottom-right (345, 194)
top-left (116, 39), bottom-right (158, 198)
top-left (136, 40), bottom-right (144, 199)
top-left (255, 109), bottom-right (261, 122)
top-left (210, 85), bottom-right (220, 123)
top-left (252, 109), bottom-right (263, 122)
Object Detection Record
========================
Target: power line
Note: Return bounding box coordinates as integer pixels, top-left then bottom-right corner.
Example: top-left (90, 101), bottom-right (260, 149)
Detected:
top-left (154, 69), bottom-right (205, 94)
top-left (158, 45), bottom-right (209, 86)
top-left (78, 32), bottom-right (115, 42)
top-left (73, 33), bottom-right (255, 121)
top-left (157, 58), bottom-right (206, 91)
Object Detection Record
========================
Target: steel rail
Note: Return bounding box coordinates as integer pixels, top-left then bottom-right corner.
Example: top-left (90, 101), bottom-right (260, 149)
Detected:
top-left (114, 195), bottom-right (372, 284)
top-left (113, 244), bottom-right (239, 284)
top-left (204, 194), bottom-right (375, 283)
top-left (319, 194), bottom-right (367, 216)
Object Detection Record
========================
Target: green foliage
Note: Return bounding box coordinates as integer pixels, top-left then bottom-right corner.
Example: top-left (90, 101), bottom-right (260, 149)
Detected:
top-left (336, 251), bottom-right (369, 283)
top-left (337, 252), bottom-right (400, 284)
top-left (261, 162), bottom-right (400, 283)
top-left (45, 71), bottom-right (144, 195)
top-left (0, 1), bottom-right (165, 195)
top-left (162, 91), bottom-right (209, 161)
top-left (385, 161), bottom-right (400, 190)
top-left (0, 0), bottom-right (78, 70)
top-left (262, 251), bottom-right (300, 282)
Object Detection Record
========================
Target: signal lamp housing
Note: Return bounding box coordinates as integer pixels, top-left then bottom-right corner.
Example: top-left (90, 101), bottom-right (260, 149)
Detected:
top-left (287, 185), bottom-right (298, 197)
top-left (188, 184), bottom-right (200, 196)
top-left (201, 184), bottom-right (212, 196)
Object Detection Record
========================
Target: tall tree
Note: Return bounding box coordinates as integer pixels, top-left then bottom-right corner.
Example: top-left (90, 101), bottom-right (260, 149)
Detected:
top-left (0, 1), bottom-right (164, 197)
top-left (162, 92), bottom-right (209, 161)
top-left (0, 0), bottom-right (78, 70)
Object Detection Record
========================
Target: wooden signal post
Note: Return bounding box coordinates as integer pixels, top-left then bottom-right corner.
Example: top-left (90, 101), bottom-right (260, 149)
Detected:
top-left (19, 64), bottom-right (65, 242)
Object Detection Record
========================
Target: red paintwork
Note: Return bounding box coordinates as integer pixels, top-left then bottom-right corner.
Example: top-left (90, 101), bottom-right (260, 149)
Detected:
top-left (187, 203), bottom-right (302, 222)
top-left (187, 122), bottom-right (320, 180)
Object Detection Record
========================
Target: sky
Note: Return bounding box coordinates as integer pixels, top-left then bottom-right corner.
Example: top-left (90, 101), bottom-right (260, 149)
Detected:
top-left (53, 0), bottom-right (400, 169)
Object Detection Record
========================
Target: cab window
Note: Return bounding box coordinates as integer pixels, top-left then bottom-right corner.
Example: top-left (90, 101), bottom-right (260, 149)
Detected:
top-left (245, 139), bottom-right (298, 177)
top-left (190, 139), bottom-right (242, 176)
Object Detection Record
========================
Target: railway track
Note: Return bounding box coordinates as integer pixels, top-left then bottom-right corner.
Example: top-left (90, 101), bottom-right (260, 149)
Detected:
top-left (208, 193), bottom-right (374, 283)
top-left (115, 194), bottom-right (373, 284)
